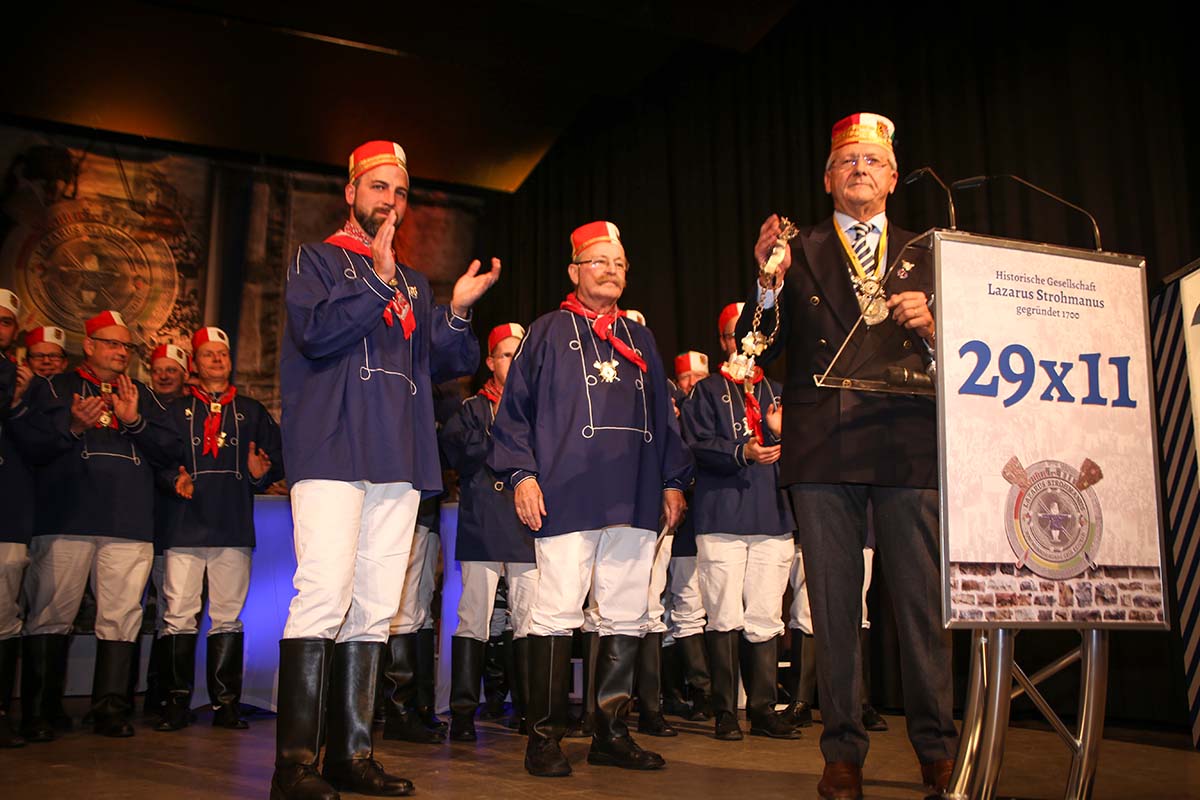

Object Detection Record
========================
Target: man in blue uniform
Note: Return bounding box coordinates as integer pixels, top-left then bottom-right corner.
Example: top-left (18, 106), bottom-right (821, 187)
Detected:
top-left (154, 326), bottom-right (283, 732)
top-left (16, 309), bottom-right (178, 739)
top-left (270, 140), bottom-right (499, 800)
top-left (0, 289), bottom-right (33, 747)
top-left (442, 322), bottom-right (538, 741)
top-left (681, 301), bottom-right (797, 742)
top-left (738, 113), bottom-right (957, 799)
top-left (489, 220), bottom-right (692, 777)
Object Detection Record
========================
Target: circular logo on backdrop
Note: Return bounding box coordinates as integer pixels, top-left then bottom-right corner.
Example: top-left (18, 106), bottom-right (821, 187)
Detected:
top-left (3, 198), bottom-right (177, 348)
top-left (1001, 456), bottom-right (1104, 579)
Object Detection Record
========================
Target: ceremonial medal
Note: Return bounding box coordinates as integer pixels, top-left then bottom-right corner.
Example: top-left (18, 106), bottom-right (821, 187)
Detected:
top-left (217, 431), bottom-right (227, 449)
top-left (594, 358), bottom-right (620, 383)
top-left (98, 411), bottom-right (112, 427)
top-left (408, 285), bottom-right (418, 298)
top-left (741, 331), bottom-right (767, 357)
top-left (724, 353), bottom-right (753, 382)
top-left (860, 294), bottom-right (889, 326)
top-left (100, 382), bottom-right (112, 394)
top-left (210, 402), bottom-right (222, 414)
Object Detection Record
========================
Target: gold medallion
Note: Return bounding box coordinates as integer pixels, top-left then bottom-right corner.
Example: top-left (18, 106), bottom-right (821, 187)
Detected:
top-left (210, 402), bottom-right (222, 414)
top-left (217, 431), bottom-right (227, 449)
top-left (594, 359), bottom-right (620, 383)
top-left (98, 411), bottom-right (112, 427)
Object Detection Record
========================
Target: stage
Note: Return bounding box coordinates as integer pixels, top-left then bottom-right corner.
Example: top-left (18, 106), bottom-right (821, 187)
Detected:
top-left (7, 700), bottom-right (1196, 799)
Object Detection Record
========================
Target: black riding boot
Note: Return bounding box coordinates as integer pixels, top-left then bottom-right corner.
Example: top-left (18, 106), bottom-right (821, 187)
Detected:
top-left (565, 630), bottom-right (597, 738)
top-left (143, 633), bottom-right (166, 718)
top-left (524, 634), bottom-right (573, 777)
top-left (635, 633), bottom-right (676, 736)
top-left (781, 631), bottom-right (815, 727)
top-left (19, 634), bottom-right (65, 741)
top-left (269, 638), bottom-right (337, 800)
top-left (745, 636), bottom-right (800, 739)
top-left (323, 642), bottom-right (414, 797)
top-left (448, 636), bottom-right (485, 741)
top-left (676, 633), bottom-right (714, 720)
top-left (155, 633), bottom-right (197, 732)
top-left (414, 627), bottom-right (446, 732)
top-left (480, 630), bottom-right (511, 719)
top-left (587, 635), bottom-right (665, 770)
top-left (209, 631), bottom-right (249, 729)
top-left (705, 629), bottom-right (743, 740)
top-left (510, 636), bottom-right (530, 733)
top-left (0, 637), bottom-right (25, 747)
top-left (380, 633), bottom-right (443, 743)
top-left (91, 640), bottom-right (136, 737)
top-left (660, 641), bottom-right (690, 717)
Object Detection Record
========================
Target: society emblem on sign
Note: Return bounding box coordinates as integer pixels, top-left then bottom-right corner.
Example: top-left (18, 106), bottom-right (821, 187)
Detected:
top-left (1001, 456), bottom-right (1104, 579)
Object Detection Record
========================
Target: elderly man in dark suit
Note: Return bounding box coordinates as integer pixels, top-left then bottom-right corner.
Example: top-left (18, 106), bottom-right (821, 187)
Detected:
top-left (737, 113), bottom-right (957, 800)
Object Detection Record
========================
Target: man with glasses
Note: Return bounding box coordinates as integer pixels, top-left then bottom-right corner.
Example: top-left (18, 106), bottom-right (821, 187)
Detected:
top-left (489, 220), bottom-right (692, 777)
top-left (737, 113), bottom-right (956, 799)
top-left (15, 309), bottom-right (178, 740)
top-left (25, 326), bottom-right (69, 377)
top-left (0, 289), bottom-right (34, 747)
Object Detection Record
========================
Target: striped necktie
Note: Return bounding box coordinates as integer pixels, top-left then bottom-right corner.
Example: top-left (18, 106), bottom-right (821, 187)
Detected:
top-left (851, 222), bottom-right (875, 276)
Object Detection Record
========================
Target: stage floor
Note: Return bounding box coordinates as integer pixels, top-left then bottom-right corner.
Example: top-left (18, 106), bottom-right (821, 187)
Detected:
top-left (6, 701), bottom-right (1198, 799)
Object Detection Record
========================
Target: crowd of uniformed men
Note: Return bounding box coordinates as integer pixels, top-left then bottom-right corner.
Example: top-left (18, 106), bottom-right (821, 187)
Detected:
top-left (0, 112), bottom-right (956, 800)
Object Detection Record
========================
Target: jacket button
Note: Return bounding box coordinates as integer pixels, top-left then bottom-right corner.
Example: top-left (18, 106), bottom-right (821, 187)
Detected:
top-left (494, 481), bottom-right (505, 492)
top-left (903, 340), bottom-right (912, 350)
top-left (818, 338), bottom-right (828, 348)
top-left (809, 295), bottom-right (820, 306)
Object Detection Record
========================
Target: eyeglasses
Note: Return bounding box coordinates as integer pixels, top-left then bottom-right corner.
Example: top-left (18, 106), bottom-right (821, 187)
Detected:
top-left (91, 336), bottom-right (138, 352)
top-left (27, 353), bottom-right (66, 362)
top-left (830, 154), bottom-right (891, 171)
top-left (573, 257), bottom-right (630, 273)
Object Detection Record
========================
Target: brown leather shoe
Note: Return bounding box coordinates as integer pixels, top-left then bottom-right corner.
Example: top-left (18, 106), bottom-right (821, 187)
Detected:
top-left (817, 761), bottom-right (863, 800)
top-left (920, 758), bottom-right (955, 793)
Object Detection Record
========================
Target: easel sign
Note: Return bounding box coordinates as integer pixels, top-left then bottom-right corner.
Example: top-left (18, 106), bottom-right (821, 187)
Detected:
top-left (934, 231), bottom-right (1168, 629)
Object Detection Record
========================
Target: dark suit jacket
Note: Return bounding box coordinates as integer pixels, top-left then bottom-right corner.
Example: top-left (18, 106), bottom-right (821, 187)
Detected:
top-left (735, 216), bottom-right (937, 489)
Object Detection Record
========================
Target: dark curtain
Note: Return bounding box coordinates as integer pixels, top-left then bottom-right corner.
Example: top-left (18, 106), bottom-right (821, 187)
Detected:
top-left (475, 8), bottom-right (1197, 728)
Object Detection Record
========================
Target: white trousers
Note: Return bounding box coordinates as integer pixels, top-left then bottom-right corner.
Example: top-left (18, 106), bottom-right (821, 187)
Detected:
top-left (696, 533), bottom-right (793, 643)
top-left (23, 535), bottom-right (153, 641)
top-left (530, 527), bottom-right (655, 637)
top-left (0, 542), bottom-right (28, 639)
top-left (454, 561), bottom-right (540, 641)
top-left (162, 546), bottom-right (252, 636)
top-left (644, 532), bottom-right (674, 634)
top-left (283, 480), bottom-right (420, 643)
top-left (789, 545), bottom-right (874, 634)
top-left (667, 556), bottom-right (706, 640)
top-left (389, 525), bottom-right (438, 635)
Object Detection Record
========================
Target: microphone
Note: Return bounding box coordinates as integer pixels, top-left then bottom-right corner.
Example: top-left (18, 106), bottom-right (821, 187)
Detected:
top-left (902, 167), bottom-right (957, 230)
top-left (885, 365), bottom-right (933, 389)
top-left (950, 174), bottom-right (1102, 251)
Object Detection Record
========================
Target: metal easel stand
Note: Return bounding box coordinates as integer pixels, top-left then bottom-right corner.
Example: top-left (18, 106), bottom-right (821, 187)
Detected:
top-left (941, 628), bottom-right (1109, 800)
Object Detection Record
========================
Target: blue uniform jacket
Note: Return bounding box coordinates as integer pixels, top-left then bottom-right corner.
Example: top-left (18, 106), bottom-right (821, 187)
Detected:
top-left (488, 309), bottom-right (693, 538)
top-left (441, 394), bottom-right (535, 563)
top-left (280, 242), bottom-right (478, 490)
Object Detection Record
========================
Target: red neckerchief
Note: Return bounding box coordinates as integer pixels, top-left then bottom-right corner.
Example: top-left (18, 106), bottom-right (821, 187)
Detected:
top-left (559, 292), bottom-right (648, 372)
top-left (719, 363), bottom-right (766, 444)
top-left (478, 377), bottom-right (503, 406)
top-left (190, 384), bottom-right (237, 457)
top-left (325, 220), bottom-right (415, 339)
top-left (76, 366), bottom-right (119, 429)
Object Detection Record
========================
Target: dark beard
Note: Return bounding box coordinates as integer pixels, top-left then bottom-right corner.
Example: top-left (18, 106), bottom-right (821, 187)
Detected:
top-left (354, 205), bottom-right (392, 237)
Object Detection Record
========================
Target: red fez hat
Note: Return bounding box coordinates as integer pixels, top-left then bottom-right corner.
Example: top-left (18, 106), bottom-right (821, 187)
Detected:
top-left (487, 323), bottom-right (526, 354)
top-left (192, 326), bottom-right (230, 352)
top-left (830, 113), bottom-right (896, 154)
top-left (85, 310), bottom-right (127, 337)
top-left (0, 289), bottom-right (18, 317)
top-left (151, 343), bottom-right (189, 372)
top-left (348, 141), bottom-right (408, 183)
top-left (570, 221), bottom-right (621, 260)
top-left (674, 351), bottom-right (709, 377)
top-left (718, 302), bottom-right (745, 333)
top-left (26, 326), bottom-right (67, 349)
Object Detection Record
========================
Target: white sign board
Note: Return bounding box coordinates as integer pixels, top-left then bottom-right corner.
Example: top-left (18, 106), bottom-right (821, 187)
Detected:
top-left (934, 231), bottom-right (1167, 629)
